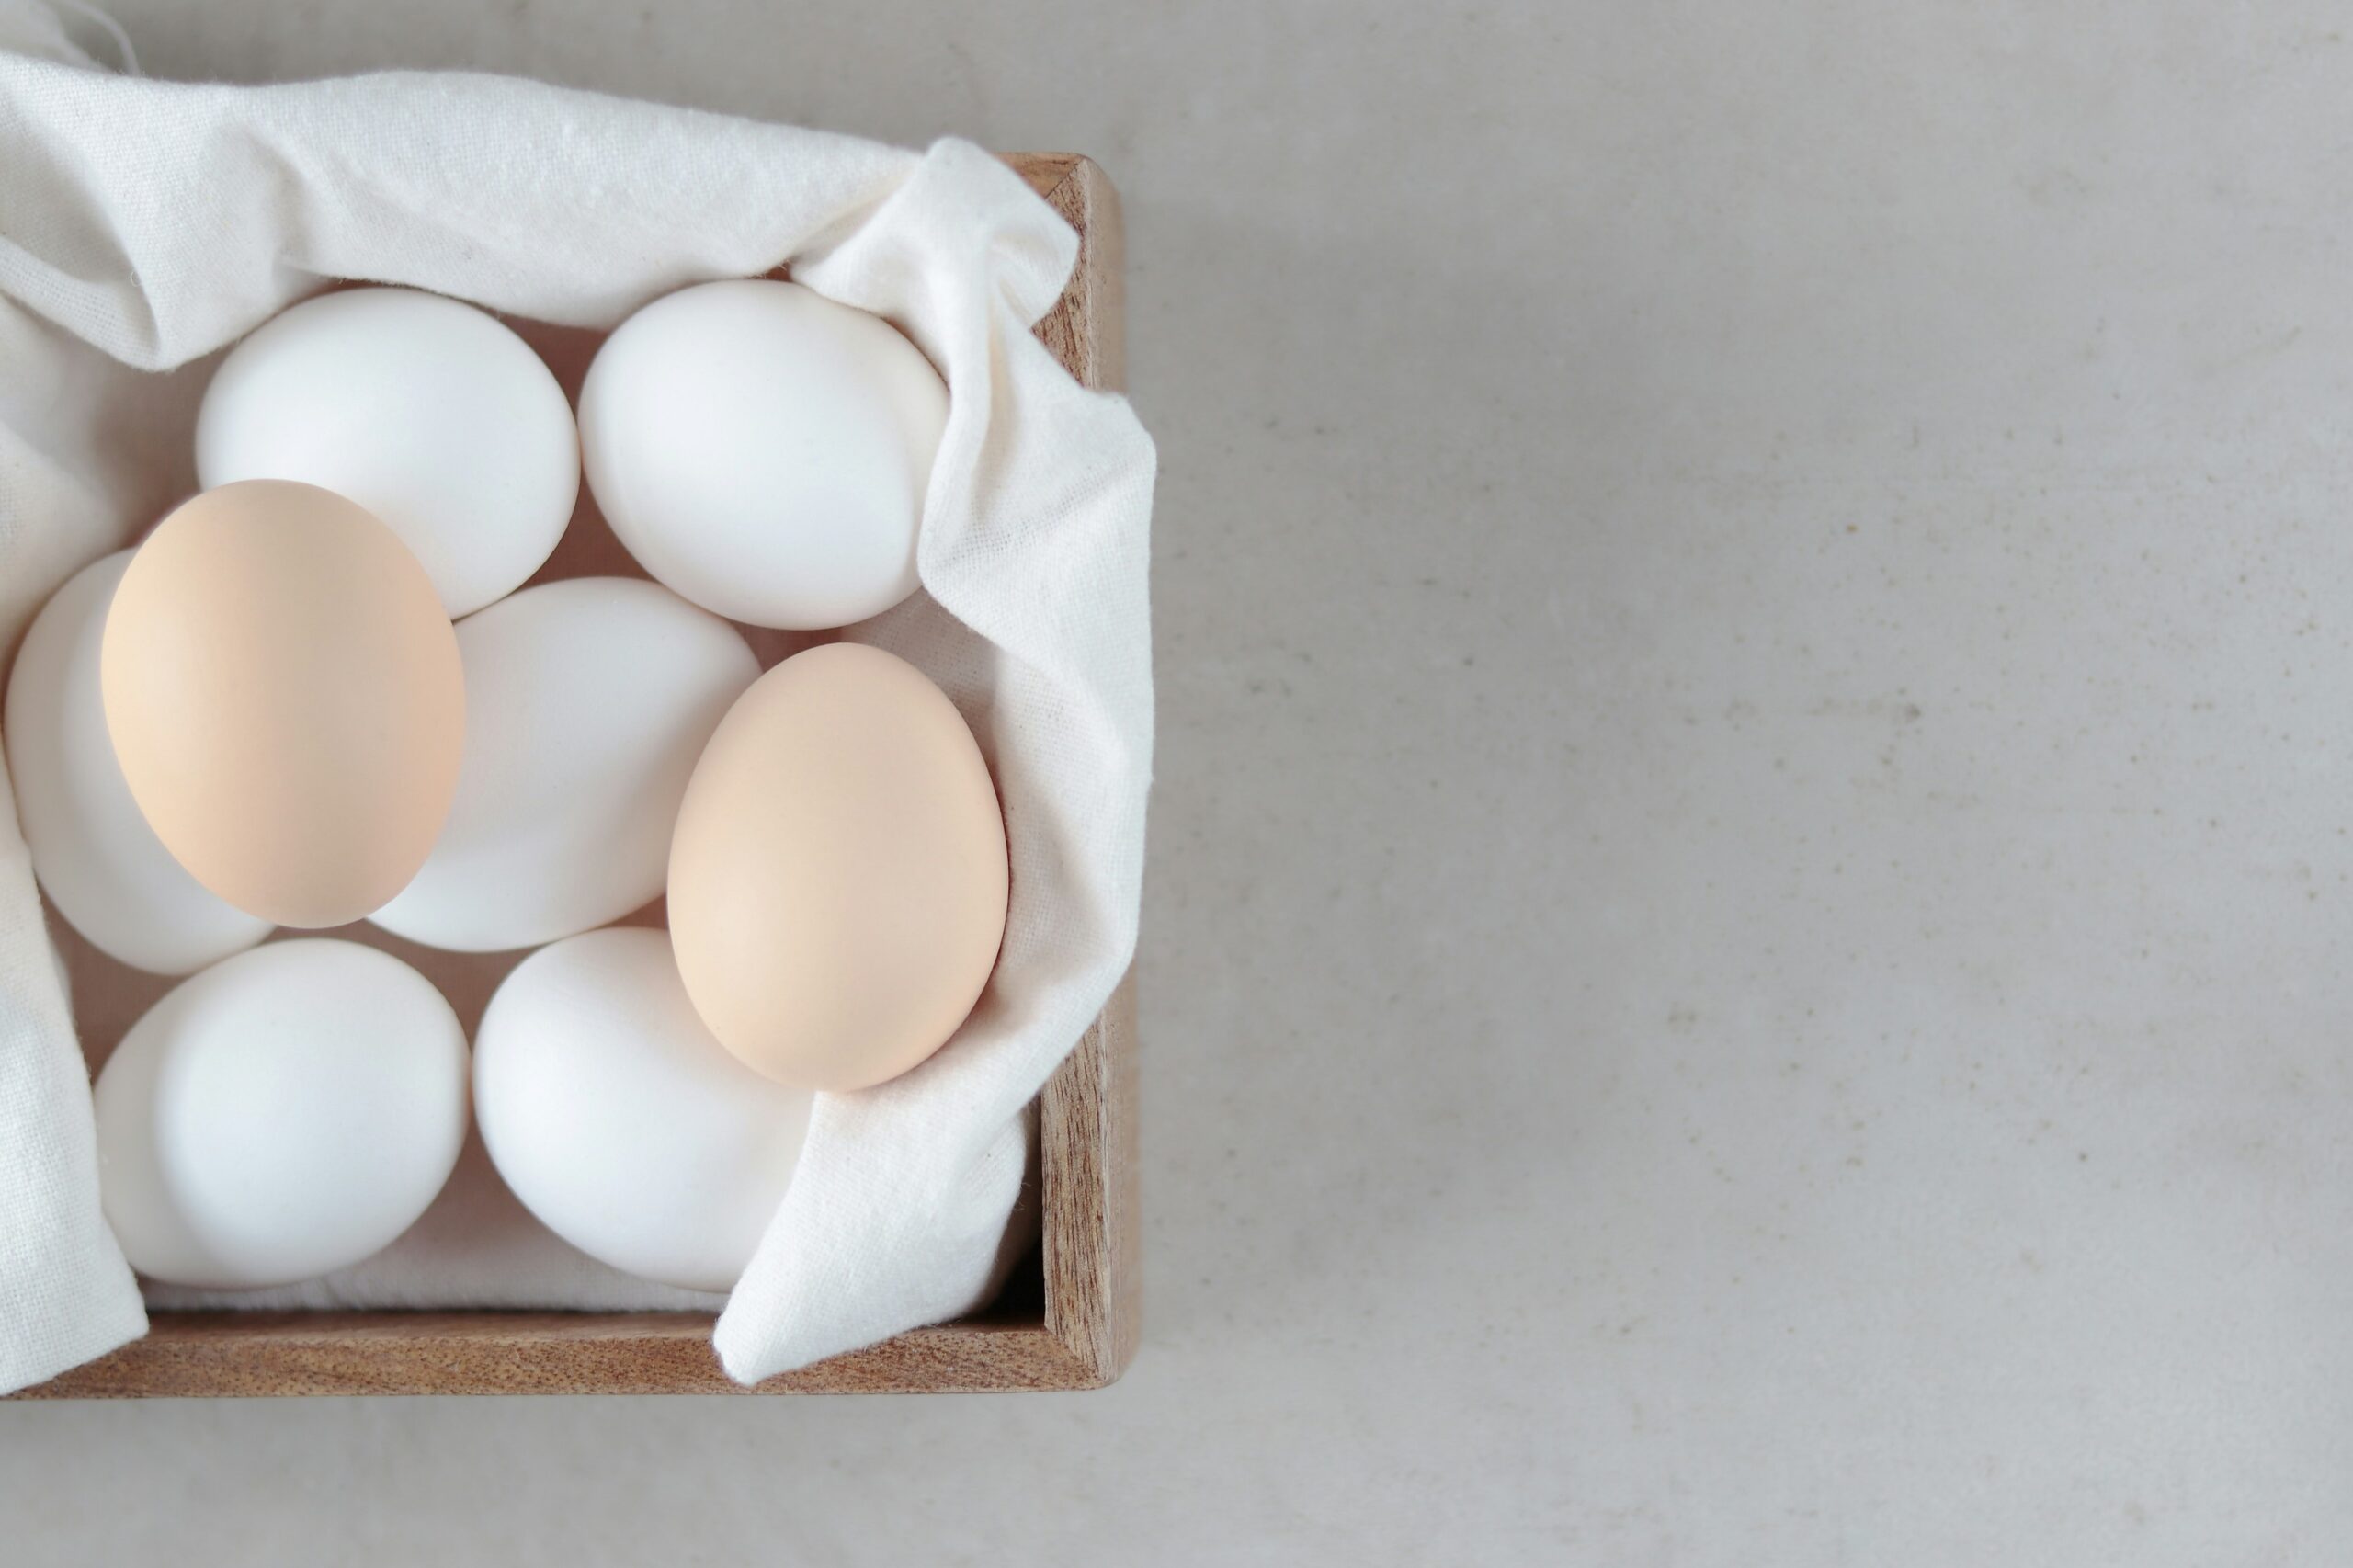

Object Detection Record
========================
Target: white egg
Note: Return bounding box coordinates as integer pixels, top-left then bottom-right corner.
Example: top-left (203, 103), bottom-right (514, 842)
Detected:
top-left (578, 278), bottom-right (947, 630)
top-left (3, 552), bottom-right (272, 974)
top-left (473, 927), bottom-right (813, 1292)
top-left (196, 287), bottom-right (580, 617)
top-left (368, 578), bottom-right (757, 952)
top-left (94, 940), bottom-right (470, 1290)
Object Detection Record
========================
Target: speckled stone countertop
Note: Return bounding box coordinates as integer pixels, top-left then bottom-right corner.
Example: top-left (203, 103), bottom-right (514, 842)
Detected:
top-left (4, 3), bottom-right (2348, 1562)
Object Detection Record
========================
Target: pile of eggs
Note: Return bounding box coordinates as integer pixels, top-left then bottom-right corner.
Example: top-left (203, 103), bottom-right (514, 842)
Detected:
top-left (4, 281), bottom-right (1012, 1295)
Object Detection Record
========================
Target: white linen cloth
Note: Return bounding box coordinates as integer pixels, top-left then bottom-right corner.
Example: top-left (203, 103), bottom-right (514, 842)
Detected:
top-left (0, 1), bottom-right (1154, 1390)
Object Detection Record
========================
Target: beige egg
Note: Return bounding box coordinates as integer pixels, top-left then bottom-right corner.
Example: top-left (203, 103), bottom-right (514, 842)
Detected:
top-left (667, 642), bottom-right (1009, 1091)
top-left (101, 480), bottom-right (466, 928)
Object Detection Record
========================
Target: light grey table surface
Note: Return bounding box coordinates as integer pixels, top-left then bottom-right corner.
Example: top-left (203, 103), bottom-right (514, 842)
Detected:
top-left (6, 3), bottom-right (2352, 1563)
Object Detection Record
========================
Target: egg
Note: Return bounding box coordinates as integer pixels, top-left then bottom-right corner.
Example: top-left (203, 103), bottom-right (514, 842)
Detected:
top-left (369, 578), bottom-right (758, 952)
top-left (473, 927), bottom-right (813, 1292)
top-left (101, 480), bottom-right (466, 929)
top-left (197, 286), bottom-right (579, 617)
top-left (3, 552), bottom-right (272, 973)
top-left (577, 279), bottom-right (947, 630)
top-left (93, 939), bottom-right (470, 1290)
top-left (668, 642), bottom-right (1008, 1090)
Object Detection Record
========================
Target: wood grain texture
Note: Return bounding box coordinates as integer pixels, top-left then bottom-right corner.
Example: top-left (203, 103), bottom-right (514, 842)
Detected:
top-left (1042, 971), bottom-right (1142, 1381)
top-left (1025, 154), bottom-right (1127, 393)
top-left (16, 153), bottom-right (1137, 1400)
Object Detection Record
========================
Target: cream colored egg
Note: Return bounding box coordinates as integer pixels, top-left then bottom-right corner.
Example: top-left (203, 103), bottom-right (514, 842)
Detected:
top-left (667, 642), bottom-right (1009, 1091)
top-left (100, 480), bottom-right (466, 928)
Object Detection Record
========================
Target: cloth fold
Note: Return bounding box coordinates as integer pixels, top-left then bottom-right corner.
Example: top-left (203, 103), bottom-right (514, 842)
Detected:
top-left (0, 2), bottom-right (1153, 1390)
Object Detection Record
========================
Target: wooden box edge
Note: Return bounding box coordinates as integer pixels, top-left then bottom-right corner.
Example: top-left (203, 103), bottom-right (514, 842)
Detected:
top-left (15, 152), bottom-right (1139, 1400)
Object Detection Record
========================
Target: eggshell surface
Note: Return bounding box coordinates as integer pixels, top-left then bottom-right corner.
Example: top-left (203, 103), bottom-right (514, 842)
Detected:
top-left (100, 480), bottom-right (466, 929)
top-left (3, 552), bottom-right (271, 973)
top-left (473, 928), bottom-right (814, 1292)
top-left (93, 939), bottom-right (470, 1290)
top-left (668, 642), bottom-right (1009, 1091)
top-left (197, 286), bottom-right (579, 617)
top-left (369, 578), bottom-right (758, 953)
top-left (577, 279), bottom-right (947, 630)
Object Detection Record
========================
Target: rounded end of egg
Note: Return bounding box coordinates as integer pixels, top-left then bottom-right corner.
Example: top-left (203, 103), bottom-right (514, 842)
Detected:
top-left (99, 480), bottom-right (466, 928)
top-left (666, 642), bottom-right (1009, 1092)
top-left (2, 550), bottom-right (275, 973)
top-left (195, 286), bottom-right (581, 619)
top-left (94, 938), bottom-right (470, 1290)
top-left (577, 278), bottom-right (944, 631)
top-left (472, 926), bottom-right (813, 1292)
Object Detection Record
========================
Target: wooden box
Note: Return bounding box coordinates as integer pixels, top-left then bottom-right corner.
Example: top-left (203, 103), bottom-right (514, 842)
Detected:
top-left (16, 153), bottom-right (1138, 1398)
